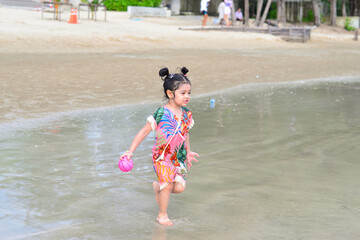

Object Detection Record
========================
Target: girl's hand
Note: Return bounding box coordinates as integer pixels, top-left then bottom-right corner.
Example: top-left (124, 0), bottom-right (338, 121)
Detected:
top-left (186, 151), bottom-right (199, 170)
top-left (120, 150), bottom-right (133, 160)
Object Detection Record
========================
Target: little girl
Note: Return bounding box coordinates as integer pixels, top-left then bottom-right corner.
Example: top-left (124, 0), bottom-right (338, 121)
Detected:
top-left (120, 67), bottom-right (199, 226)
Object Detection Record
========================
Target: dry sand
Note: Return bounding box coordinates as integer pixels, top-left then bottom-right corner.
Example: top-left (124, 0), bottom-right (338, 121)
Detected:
top-left (0, 7), bottom-right (359, 123)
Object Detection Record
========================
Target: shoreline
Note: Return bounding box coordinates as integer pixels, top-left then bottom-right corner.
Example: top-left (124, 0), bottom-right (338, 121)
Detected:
top-left (1, 8), bottom-right (360, 124)
top-left (1, 75), bottom-right (359, 130)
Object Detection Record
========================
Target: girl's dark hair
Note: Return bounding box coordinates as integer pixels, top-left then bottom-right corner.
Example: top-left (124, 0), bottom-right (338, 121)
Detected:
top-left (159, 67), bottom-right (191, 99)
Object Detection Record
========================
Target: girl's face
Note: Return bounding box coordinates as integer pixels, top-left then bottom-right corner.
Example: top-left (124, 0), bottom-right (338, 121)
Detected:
top-left (172, 83), bottom-right (191, 107)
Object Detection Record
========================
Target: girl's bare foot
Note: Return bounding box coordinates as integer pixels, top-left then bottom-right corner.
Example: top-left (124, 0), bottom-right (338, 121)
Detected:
top-left (156, 215), bottom-right (173, 226)
top-left (152, 181), bottom-right (160, 205)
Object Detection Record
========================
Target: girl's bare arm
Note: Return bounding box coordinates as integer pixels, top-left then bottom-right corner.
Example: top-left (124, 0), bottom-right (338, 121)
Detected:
top-left (121, 122), bottom-right (152, 158)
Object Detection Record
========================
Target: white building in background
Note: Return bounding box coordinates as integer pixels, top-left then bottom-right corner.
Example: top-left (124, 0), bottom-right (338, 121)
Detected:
top-left (162, 0), bottom-right (219, 15)
top-left (33, 0), bottom-right (81, 5)
top-left (68, 0), bottom-right (81, 5)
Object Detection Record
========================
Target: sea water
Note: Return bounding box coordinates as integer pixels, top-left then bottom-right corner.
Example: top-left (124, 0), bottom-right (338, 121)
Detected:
top-left (1, 79), bottom-right (360, 240)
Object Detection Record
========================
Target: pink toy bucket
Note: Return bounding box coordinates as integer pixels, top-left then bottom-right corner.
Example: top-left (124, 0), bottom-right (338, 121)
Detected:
top-left (118, 156), bottom-right (133, 172)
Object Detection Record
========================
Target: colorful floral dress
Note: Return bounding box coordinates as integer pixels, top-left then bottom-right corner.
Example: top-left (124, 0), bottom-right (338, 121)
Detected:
top-left (147, 106), bottom-right (194, 190)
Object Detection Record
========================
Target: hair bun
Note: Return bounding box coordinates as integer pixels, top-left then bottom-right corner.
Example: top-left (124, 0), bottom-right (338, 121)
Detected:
top-left (181, 67), bottom-right (189, 75)
top-left (159, 68), bottom-right (169, 78)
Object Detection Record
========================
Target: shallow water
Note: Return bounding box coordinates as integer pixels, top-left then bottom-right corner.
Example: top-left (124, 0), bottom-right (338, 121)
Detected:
top-left (1, 79), bottom-right (360, 240)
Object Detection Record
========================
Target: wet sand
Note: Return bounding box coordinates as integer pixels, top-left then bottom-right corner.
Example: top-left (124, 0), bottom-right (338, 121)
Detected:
top-left (0, 7), bottom-right (360, 123)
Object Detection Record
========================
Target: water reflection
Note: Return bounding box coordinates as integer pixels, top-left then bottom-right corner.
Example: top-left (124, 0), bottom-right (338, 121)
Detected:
top-left (1, 79), bottom-right (360, 239)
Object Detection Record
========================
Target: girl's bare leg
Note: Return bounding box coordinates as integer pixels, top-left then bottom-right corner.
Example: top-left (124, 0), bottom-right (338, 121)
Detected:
top-left (153, 182), bottom-right (160, 205)
top-left (156, 183), bottom-right (174, 226)
top-left (172, 182), bottom-right (186, 194)
top-left (153, 181), bottom-right (184, 203)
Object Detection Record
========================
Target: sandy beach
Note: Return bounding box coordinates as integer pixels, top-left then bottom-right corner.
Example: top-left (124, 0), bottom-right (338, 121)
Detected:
top-left (0, 7), bottom-right (359, 123)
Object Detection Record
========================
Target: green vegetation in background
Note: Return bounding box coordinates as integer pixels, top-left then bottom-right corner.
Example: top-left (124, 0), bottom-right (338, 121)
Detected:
top-left (81, 0), bottom-right (105, 19)
top-left (81, 0), bottom-right (104, 3)
top-left (302, 10), bottom-right (314, 22)
top-left (344, 18), bottom-right (356, 31)
top-left (268, 3), bottom-right (277, 20)
top-left (104, 0), bottom-right (162, 11)
top-left (81, 0), bottom-right (106, 7)
top-left (302, 10), bottom-right (326, 24)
